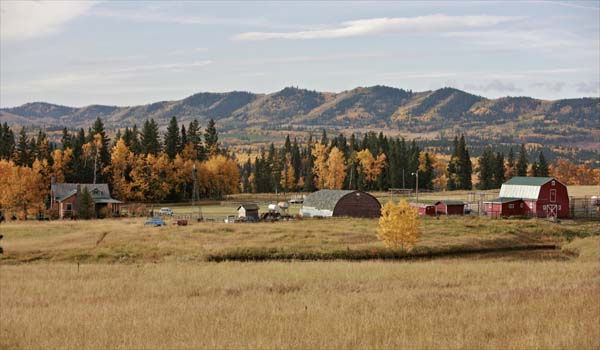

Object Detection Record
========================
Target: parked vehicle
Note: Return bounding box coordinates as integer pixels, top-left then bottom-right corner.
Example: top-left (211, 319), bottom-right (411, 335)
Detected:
top-left (144, 218), bottom-right (166, 227)
top-left (224, 215), bottom-right (237, 223)
top-left (158, 208), bottom-right (174, 216)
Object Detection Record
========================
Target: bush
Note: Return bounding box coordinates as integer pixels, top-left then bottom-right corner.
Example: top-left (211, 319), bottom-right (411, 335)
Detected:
top-left (97, 207), bottom-right (111, 219)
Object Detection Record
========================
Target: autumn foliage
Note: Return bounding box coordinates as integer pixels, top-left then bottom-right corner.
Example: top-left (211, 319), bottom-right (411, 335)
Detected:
top-left (377, 200), bottom-right (421, 250)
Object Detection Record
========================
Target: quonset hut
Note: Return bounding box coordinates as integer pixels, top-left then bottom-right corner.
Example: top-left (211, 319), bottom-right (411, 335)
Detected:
top-left (300, 190), bottom-right (381, 218)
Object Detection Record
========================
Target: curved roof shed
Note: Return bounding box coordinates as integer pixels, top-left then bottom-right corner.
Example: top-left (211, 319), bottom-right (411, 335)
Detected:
top-left (300, 190), bottom-right (381, 218)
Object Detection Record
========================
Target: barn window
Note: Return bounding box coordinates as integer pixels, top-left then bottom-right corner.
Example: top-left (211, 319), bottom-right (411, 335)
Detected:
top-left (550, 189), bottom-right (556, 202)
top-left (508, 204), bottom-right (514, 209)
top-left (520, 203), bottom-right (524, 208)
top-left (558, 205), bottom-right (561, 210)
top-left (551, 180), bottom-right (555, 186)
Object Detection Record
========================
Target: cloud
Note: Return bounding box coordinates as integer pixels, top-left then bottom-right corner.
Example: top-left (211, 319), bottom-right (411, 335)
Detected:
top-left (464, 80), bottom-right (523, 93)
top-left (233, 14), bottom-right (520, 41)
top-left (0, 1), bottom-right (97, 41)
top-left (530, 81), bottom-right (566, 92)
top-left (576, 81), bottom-right (600, 95)
top-left (444, 29), bottom-right (592, 50)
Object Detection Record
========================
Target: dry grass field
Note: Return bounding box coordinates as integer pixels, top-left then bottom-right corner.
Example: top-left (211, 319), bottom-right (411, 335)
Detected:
top-left (1, 256), bottom-right (599, 350)
top-left (1, 215), bottom-right (599, 349)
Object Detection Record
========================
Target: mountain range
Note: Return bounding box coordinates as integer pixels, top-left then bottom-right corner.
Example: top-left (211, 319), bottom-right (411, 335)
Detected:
top-left (1, 86), bottom-right (598, 149)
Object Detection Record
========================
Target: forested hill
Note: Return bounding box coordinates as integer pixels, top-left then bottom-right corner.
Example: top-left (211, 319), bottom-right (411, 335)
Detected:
top-left (1, 86), bottom-right (599, 149)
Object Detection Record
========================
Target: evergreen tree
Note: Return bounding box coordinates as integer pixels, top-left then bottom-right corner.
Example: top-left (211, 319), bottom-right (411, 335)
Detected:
top-left (516, 144), bottom-right (528, 176)
top-left (320, 129), bottom-right (328, 146)
top-left (164, 116), bottom-right (181, 159)
top-left (0, 123), bottom-right (15, 160)
top-left (477, 146), bottom-right (494, 190)
top-left (204, 119), bottom-right (219, 155)
top-left (537, 151), bottom-right (549, 177)
top-left (77, 187), bottom-right (95, 219)
top-left (91, 118), bottom-right (111, 171)
top-left (180, 124), bottom-right (187, 152)
top-left (458, 135), bottom-right (472, 190)
top-left (506, 147), bottom-right (516, 179)
top-left (187, 119), bottom-right (205, 160)
top-left (141, 119), bottom-right (161, 155)
top-left (14, 127), bottom-right (30, 166)
top-left (492, 153), bottom-right (505, 188)
top-left (61, 127), bottom-right (71, 149)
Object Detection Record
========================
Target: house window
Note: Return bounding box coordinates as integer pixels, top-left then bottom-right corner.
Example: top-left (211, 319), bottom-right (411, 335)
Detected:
top-left (550, 189), bottom-right (556, 202)
top-left (508, 204), bottom-right (514, 209)
top-left (66, 203), bottom-right (72, 211)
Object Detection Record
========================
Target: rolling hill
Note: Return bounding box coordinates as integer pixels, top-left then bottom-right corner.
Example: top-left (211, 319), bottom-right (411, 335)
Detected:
top-left (1, 86), bottom-right (598, 150)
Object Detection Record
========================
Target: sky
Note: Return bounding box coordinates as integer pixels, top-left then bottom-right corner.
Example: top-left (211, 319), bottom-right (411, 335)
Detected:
top-left (1, 0), bottom-right (599, 108)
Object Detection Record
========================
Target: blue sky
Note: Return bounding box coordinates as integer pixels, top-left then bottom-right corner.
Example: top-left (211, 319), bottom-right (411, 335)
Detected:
top-left (1, 1), bottom-right (598, 107)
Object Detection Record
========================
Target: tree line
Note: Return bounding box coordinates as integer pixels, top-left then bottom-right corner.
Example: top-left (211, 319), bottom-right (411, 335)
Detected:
top-left (1, 118), bottom-right (599, 218)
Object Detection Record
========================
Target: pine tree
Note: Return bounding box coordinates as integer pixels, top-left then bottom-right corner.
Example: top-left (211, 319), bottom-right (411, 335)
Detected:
top-left (477, 146), bottom-right (494, 190)
top-left (492, 153), bottom-right (505, 188)
top-left (204, 119), bottom-right (219, 156)
top-left (0, 123), bottom-right (15, 160)
top-left (91, 118), bottom-right (111, 180)
top-left (141, 119), bottom-right (161, 155)
top-left (537, 151), bottom-right (549, 177)
top-left (14, 127), bottom-right (30, 166)
top-left (516, 144), bottom-right (528, 176)
top-left (458, 135), bottom-right (472, 190)
top-left (164, 116), bottom-right (181, 159)
top-left (78, 187), bottom-right (95, 219)
top-left (506, 147), bottom-right (516, 179)
top-left (180, 124), bottom-right (187, 153)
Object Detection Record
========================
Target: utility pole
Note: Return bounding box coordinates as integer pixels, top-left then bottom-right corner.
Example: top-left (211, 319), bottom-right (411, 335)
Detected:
top-left (412, 171), bottom-right (419, 205)
top-left (402, 169), bottom-right (405, 189)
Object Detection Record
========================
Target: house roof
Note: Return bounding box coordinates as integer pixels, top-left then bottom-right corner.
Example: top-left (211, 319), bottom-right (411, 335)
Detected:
top-left (483, 197), bottom-right (523, 204)
top-left (237, 203), bottom-right (259, 211)
top-left (94, 198), bottom-right (123, 204)
top-left (303, 190), bottom-right (367, 211)
top-left (52, 183), bottom-right (116, 202)
top-left (435, 200), bottom-right (465, 206)
top-left (499, 177), bottom-right (558, 200)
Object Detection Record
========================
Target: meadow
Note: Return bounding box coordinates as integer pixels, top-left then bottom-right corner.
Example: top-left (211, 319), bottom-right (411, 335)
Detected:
top-left (1, 198), bottom-right (599, 349)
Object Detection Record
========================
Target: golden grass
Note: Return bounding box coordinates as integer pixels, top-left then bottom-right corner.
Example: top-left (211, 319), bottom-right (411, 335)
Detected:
top-left (2, 216), bottom-right (597, 263)
top-left (1, 260), bottom-right (598, 350)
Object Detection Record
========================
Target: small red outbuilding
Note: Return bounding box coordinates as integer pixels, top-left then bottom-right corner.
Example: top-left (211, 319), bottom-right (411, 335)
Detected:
top-left (411, 203), bottom-right (436, 216)
top-left (435, 200), bottom-right (466, 215)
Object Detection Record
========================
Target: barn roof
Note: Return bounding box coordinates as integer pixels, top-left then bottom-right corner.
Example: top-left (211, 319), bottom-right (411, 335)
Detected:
top-left (52, 183), bottom-right (115, 201)
top-left (303, 190), bottom-right (357, 211)
top-left (504, 177), bottom-right (554, 186)
top-left (499, 177), bottom-right (558, 200)
top-left (435, 200), bottom-right (465, 206)
top-left (238, 203), bottom-right (259, 211)
top-left (483, 197), bottom-right (523, 204)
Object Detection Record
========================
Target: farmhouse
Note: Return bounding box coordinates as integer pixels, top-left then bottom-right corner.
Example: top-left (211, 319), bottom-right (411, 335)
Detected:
top-left (483, 176), bottom-right (569, 218)
top-left (237, 203), bottom-right (259, 221)
top-left (300, 190), bottom-right (381, 218)
top-left (435, 200), bottom-right (466, 215)
top-left (50, 183), bottom-right (123, 219)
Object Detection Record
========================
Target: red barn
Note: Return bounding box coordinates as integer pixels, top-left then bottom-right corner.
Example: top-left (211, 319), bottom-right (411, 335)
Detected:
top-left (483, 198), bottom-right (526, 218)
top-left (488, 177), bottom-right (569, 218)
top-left (435, 200), bottom-right (465, 215)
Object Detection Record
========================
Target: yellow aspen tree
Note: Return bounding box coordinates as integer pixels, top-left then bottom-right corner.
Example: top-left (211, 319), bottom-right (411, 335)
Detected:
top-left (51, 148), bottom-right (73, 183)
top-left (0, 161), bottom-right (45, 219)
top-left (325, 146), bottom-right (346, 189)
top-left (280, 152), bottom-right (296, 192)
top-left (108, 139), bottom-right (133, 200)
top-left (201, 155), bottom-right (239, 198)
top-left (127, 154), bottom-right (150, 201)
top-left (357, 149), bottom-right (387, 184)
top-left (311, 142), bottom-right (328, 189)
top-left (377, 200), bottom-right (421, 250)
